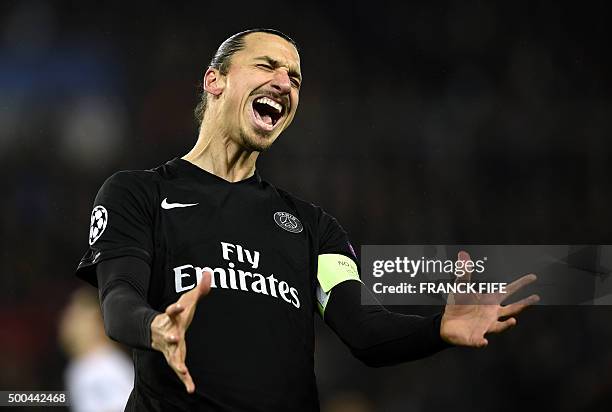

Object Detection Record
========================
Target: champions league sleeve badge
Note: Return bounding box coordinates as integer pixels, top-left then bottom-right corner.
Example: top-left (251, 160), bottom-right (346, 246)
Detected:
top-left (89, 205), bottom-right (108, 245)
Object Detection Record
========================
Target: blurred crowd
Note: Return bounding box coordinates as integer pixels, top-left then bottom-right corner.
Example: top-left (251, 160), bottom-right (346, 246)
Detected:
top-left (0, 1), bottom-right (610, 411)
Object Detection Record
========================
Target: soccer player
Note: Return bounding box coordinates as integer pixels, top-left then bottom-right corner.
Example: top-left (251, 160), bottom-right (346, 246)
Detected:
top-left (76, 29), bottom-right (538, 411)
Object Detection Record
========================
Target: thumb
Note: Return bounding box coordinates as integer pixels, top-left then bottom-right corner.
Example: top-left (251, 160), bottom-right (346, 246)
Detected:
top-left (178, 271), bottom-right (212, 306)
top-left (456, 250), bottom-right (473, 283)
top-left (196, 270), bottom-right (212, 299)
top-left (457, 250), bottom-right (471, 263)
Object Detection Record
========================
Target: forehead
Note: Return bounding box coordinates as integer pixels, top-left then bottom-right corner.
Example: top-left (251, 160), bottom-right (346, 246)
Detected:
top-left (235, 33), bottom-right (300, 69)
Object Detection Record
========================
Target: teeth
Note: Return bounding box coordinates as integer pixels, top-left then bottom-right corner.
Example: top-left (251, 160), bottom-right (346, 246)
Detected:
top-left (255, 97), bottom-right (283, 113)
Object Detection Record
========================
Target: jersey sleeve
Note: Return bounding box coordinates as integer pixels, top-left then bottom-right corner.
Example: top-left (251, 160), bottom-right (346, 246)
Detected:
top-left (76, 171), bottom-right (155, 287)
top-left (315, 209), bottom-right (362, 316)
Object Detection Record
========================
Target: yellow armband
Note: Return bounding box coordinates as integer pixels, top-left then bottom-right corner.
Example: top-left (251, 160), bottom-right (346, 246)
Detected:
top-left (316, 253), bottom-right (361, 317)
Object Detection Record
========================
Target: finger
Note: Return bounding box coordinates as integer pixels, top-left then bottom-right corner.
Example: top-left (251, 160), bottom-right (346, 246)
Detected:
top-left (166, 302), bottom-right (185, 318)
top-left (168, 354), bottom-right (188, 378)
top-left (458, 250), bottom-right (471, 262)
top-left (169, 359), bottom-right (195, 393)
top-left (488, 317), bottom-right (517, 334)
top-left (500, 294), bottom-right (540, 317)
top-left (174, 360), bottom-right (188, 375)
top-left (196, 270), bottom-right (212, 298)
top-left (474, 337), bottom-right (488, 348)
top-left (501, 273), bottom-right (537, 302)
top-left (179, 270), bottom-right (213, 307)
top-left (455, 250), bottom-right (473, 283)
top-left (169, 348), bottom-right (195, 393)
top-left (182, 369), bottom-right (195, 394)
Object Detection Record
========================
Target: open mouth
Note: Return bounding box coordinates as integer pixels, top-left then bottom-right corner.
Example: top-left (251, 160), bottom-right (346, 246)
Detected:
top-left (251, 96), bottom-right (285, 131)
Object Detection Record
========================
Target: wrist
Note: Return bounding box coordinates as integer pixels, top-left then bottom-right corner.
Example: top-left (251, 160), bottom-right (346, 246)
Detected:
top-left (147, 311), bottom-right (164, 350)
top-left (437, 313), bottom-right (455, 347)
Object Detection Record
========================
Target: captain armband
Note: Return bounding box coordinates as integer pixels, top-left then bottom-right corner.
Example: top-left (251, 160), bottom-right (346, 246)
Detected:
top-left (316, 253), bottom-right (362, 317)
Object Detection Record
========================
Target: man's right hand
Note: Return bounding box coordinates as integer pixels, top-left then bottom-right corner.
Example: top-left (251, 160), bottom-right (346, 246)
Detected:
top-left (150, 271), bottom-right (212, 393)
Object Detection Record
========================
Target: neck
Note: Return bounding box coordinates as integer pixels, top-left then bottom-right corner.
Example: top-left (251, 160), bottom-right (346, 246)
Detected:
top-left (183, 117), bottom-right (259, 182)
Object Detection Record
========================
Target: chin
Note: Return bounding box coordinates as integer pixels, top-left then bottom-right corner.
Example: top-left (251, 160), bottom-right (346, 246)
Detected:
top-left (240, 131), bottom-right (276, 152)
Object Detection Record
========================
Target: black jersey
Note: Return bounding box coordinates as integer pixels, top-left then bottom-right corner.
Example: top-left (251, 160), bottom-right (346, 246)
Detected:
top-left (76, 158), bottom-right (358, 412)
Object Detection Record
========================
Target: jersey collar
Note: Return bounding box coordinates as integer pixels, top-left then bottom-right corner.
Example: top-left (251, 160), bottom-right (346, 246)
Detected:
top-left (168, 158), bottom-right (262, 186)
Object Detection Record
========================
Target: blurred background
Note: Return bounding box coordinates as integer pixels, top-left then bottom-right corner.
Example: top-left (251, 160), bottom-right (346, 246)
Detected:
top-left (0, 0), bottom-right (611, 411)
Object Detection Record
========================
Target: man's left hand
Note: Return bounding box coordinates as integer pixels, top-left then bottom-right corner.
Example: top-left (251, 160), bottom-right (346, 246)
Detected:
top-left (440, 251), bottom-right (539, 347)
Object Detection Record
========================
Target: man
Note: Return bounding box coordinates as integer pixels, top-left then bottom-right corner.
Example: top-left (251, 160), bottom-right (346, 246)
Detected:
top-left (76, 29), bottom-right (538, 411)
top-left (59, 287), bottom-right (134, 412)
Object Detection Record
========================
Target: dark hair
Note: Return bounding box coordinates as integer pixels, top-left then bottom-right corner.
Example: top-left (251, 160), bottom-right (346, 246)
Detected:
top-left (194, 28), bottom-right (298, 125)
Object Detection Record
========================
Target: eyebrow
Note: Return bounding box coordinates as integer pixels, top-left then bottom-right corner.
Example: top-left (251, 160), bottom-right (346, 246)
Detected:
top-left (254, 56), bottom-right (302, 82)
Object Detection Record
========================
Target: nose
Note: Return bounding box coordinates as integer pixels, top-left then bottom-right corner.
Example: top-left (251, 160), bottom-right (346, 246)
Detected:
top-left (270, 70), bottom-right (291, 95)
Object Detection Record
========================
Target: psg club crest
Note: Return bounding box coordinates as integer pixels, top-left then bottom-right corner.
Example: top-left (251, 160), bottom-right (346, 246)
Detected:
top-left (274, 211), bottom-right (303, 234)
top-left (89, 205), bottom-right (108, 245)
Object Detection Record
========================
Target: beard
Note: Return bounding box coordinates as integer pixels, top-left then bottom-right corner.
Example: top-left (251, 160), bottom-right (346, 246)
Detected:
top-left (239, 129), bottom-right (275, 152)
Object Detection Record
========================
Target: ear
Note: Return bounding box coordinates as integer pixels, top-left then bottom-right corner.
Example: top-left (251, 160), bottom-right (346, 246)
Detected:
top-left (203, 68), bottom-right (225, 96)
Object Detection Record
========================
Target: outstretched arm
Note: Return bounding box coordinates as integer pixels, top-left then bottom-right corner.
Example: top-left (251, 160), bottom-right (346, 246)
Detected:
top-left (97, 256), bottom-right (159, 349)
top-left (324, 251), bottom-right (539, 366)
top-left (324, 280), bottom-right (450, 367)
top-left (96, 256), bottom-right (211, 393)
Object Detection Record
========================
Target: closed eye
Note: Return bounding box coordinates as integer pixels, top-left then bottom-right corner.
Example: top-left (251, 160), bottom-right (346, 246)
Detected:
top-left (255, 61), bottom-right (301, 88)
